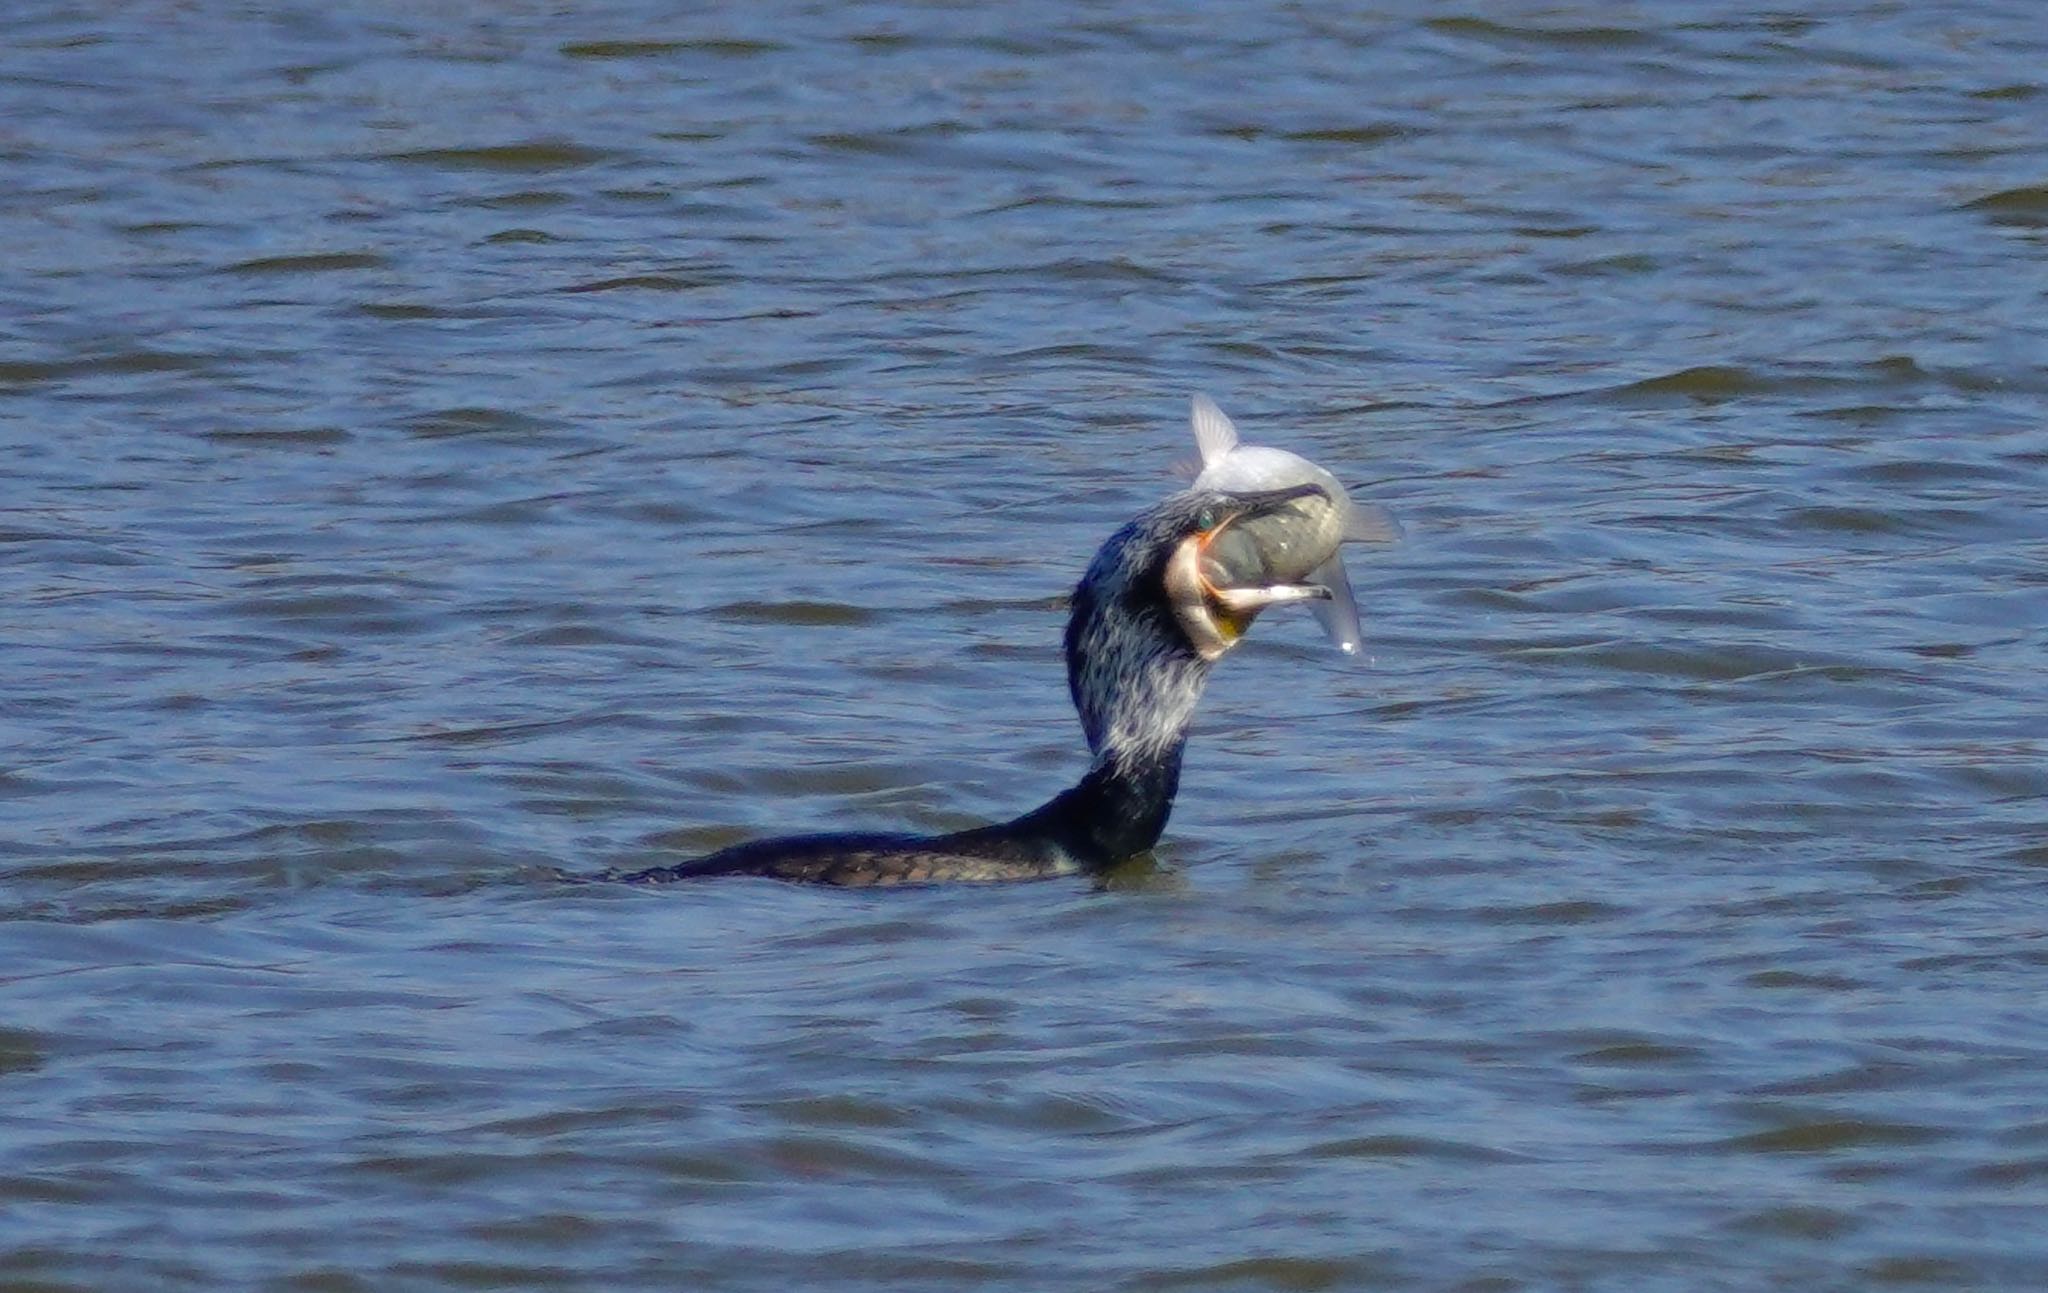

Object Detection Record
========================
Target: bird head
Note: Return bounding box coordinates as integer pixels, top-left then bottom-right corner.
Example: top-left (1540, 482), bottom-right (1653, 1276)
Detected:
top-left (1065, 483), bottom-right (1332, 763)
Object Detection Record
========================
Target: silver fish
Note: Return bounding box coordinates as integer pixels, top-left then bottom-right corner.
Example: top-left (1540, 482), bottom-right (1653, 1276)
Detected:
top-left (1185, 394), bottom-right (1400, 654)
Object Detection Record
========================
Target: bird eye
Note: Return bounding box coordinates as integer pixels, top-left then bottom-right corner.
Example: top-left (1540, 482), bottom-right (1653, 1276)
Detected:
top-left (1195, 505), bottom-right (1219, 531)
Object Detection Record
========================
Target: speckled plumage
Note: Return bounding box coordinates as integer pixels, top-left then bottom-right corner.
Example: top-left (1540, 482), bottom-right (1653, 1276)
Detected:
top-left (1066, 504), bottom-right (1214, 773)
top-left (616, 487), bottom-right (1321, 887)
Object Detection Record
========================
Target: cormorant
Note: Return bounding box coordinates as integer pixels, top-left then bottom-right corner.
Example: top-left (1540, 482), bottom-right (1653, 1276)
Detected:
top-left (616, 482), bottom-right (1334, 886)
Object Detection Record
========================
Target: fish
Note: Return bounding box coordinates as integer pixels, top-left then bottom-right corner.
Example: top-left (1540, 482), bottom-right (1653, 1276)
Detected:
top-left (1183, 394), bottom-right (1400, 654)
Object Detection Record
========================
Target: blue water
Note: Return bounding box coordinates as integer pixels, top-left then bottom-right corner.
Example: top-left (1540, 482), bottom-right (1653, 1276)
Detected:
top-left (5, 3), bottom-right (2048, 1289)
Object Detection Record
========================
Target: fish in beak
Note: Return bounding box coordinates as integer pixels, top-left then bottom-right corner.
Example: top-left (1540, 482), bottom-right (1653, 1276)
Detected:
top-left (1165, 483), bottom-right (1336, 662)
top-left (1182, 394), bottom-right (1400, 655)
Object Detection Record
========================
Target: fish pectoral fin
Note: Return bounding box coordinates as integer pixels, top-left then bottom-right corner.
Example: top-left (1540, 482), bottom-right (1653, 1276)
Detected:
top-left (1190, 393), bottom-right (1240, 465)
top-left (1307, 555), bottom-right (1365, 655)
top-left (1210, 581), bottom-right (1331, 614)
top-left (1343, 501), bottom-right (1404, 544)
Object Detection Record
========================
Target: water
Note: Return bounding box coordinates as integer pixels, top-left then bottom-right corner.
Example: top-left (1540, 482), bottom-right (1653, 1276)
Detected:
top-left (5, 2), bottom-right (2048, 1288)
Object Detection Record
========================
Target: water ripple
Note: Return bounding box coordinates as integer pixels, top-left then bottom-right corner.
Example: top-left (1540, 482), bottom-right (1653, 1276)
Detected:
top-left (5, 1), bottom-right (2048, 1289)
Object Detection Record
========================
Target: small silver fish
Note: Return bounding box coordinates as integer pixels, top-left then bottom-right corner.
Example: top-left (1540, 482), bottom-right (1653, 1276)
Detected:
top-left (1185, 394), bottom-right (1400, 654)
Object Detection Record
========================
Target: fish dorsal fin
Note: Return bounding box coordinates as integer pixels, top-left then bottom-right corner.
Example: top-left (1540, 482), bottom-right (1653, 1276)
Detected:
top-left (1189, 393), bottom-right (1239, 465)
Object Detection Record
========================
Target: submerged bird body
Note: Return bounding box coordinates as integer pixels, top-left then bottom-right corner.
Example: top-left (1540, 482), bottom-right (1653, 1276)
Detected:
top-left (636, 756), bottom-right (1182, 886)
top-left (618, 484), bottom-right (1335, 887)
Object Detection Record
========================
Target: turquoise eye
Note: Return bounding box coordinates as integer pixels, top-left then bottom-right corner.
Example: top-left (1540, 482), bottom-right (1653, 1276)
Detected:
top-left (1195, 505), bottom-right (1219, 531)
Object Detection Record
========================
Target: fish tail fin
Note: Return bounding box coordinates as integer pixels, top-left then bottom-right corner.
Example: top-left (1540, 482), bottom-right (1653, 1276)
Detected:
top-left (1307, 555), bottom-right (1366, 654)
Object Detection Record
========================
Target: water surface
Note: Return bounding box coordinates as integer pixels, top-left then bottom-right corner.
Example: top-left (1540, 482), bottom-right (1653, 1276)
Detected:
top-left (5, 3), bottom-right (2048, 1289)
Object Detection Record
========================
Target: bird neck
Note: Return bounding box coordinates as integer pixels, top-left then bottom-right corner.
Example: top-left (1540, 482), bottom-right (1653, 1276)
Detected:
top-left (1018, 575), bottom-right (1216, 870)
top-left (996, 740), bottom-right (1188, 870)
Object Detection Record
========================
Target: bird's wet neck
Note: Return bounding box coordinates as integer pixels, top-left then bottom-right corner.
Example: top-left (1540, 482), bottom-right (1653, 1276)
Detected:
top-left (1034, 631), bottom-right (1212, 869)
top-left (1008, 586), bottom-right (1218, 871)
top-left (1002, 740), bottom-right (1188, 870)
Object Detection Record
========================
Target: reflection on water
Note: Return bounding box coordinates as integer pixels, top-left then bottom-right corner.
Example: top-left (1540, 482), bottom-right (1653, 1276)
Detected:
top-left (4, 3), bottom-right (2048, 1289)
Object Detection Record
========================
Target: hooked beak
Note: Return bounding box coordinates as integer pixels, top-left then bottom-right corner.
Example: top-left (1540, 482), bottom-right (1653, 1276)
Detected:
top-left (1166, 483), bottom-right (1334, 661)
